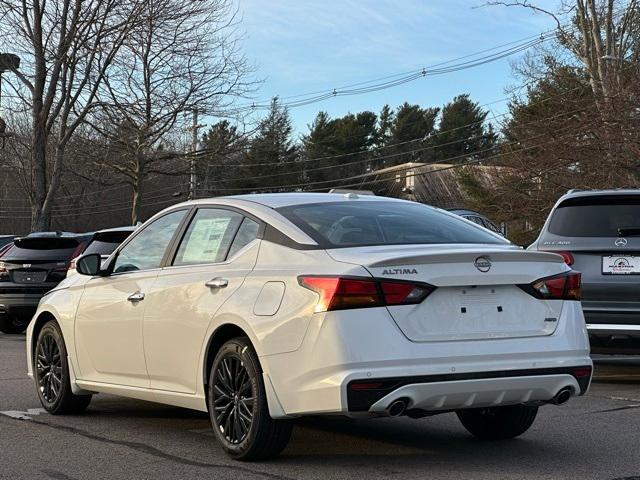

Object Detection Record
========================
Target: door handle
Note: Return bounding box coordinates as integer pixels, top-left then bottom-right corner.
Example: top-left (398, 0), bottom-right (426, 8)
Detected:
top-left (205, 277), bottom-right (228, 289)
top-left (127, 291), bottom-right (145, 302)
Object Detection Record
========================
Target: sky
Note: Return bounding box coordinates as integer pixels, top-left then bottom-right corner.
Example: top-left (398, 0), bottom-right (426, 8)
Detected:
top-left (235, 0), bottom-right (560, 135)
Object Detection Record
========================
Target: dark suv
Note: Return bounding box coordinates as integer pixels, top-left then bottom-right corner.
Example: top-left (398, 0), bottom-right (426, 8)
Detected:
top-left (0, 232), bottom-right (90, 333)
top-left (449, 208), bottom-right (505, 236)
top-left (529, 189), bottom-right (640, 354)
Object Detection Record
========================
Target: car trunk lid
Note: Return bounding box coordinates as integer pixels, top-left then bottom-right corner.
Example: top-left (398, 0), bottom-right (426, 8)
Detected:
top-left (328, 244), bottom-right (568, 342)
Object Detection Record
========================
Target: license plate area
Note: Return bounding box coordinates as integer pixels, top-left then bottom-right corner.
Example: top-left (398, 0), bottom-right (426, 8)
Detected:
top-left (12, 270), bottom-right (48, 284)
top-left (386, 285), bottom-right (560, 342)
top-left (602, 255), bottom-right (640, 275)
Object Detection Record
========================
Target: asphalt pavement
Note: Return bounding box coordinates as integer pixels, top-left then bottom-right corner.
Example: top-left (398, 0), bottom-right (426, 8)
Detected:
top-left (1, 333), bottom-right (639, 480)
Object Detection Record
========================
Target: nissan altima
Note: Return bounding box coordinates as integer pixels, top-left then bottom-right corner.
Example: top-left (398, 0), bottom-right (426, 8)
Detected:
top-left (26, 193), bottom-right (592, 460)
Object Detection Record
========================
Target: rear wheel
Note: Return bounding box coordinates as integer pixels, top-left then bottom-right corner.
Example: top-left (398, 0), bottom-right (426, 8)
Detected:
top-left (0, 316), bottom-right (27, 334)
top-left (457, 405), bottom-right (538, 440)
top-left (207, 337), bottom-right (292, 461)
top-left (34, 320), bottom-right (92, 414)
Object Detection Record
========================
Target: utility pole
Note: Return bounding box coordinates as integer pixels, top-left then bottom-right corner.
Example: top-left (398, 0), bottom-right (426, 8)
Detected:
top-left (189, 108), bottom-right (199, 200)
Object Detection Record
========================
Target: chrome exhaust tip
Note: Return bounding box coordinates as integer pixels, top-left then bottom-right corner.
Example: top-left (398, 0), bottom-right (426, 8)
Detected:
top-left (386, 399), bottom-right (408, 417)
top-left (548, 387), bottom-right (572, 405)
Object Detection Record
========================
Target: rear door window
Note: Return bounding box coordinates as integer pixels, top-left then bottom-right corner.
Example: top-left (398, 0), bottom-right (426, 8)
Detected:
top-left (548, 196), bottom-right (640, 237)
top-left (227, 218), bottom-right (261, 258)
top-left (173, 209), bottom-right (244, 266)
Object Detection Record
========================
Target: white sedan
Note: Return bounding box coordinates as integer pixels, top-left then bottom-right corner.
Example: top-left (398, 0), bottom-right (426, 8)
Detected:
top-left (26, 193), bottom-right (592, 460)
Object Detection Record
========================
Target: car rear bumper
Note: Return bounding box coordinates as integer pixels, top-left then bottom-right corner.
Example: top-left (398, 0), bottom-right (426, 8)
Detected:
top-left (582, 304), bottom-right (640, 353)
top-left (0, 293), bottom-right (45, 319)
top-left (262, 301), bottom-right (592, 418)
top-left (348, 367), bottom-right (591, 413)
top-left (586, 323), bottom-right (640, 354)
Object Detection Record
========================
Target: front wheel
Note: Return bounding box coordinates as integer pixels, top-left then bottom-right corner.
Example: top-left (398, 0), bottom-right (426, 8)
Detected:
top-left (457, 405), bottom-right (538, 440)
top-left (34, 320), bottom-right (92, 414)
top-left (208, 337), bottom-right (292, 461)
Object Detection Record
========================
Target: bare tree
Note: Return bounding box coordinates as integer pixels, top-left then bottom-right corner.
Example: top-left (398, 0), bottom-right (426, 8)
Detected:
top-left (0, 0), bottom-right (143, 230)
top-left (88, 0), bottom-right (254, 224)
top-left (462, 0), bottom-right (640, 242)
top-left (487, 0), bottom-right (640, 118)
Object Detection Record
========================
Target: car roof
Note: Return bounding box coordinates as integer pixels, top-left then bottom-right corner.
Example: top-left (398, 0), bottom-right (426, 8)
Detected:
top-left (24, 231), bottom-right (89, 239)
top-left (563, 188), bottom-right (640, 198)
top-left (167, 193), bottom-right (416, 246)
top-left (95, 226), bottom-right (138, 234)
top-left (219, 192), bottom-right (406, 208)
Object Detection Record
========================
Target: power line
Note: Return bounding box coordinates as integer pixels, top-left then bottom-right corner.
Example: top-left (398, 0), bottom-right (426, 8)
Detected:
top-left (151, 77), bottom-right (597, 170)
top-left (223, 8), bottom-right (627, 113)
top-left (0, 8), bottom-right (629, 216)
top-left (192, 104), bottom-right (599, 191)
top-left (0, 104), bottom-right (598, 216)
top-left (0, 73), bottom-right (589, 206)
top-left (192, 109), bottom-right (599, 194)
top-left (0, 86), bottom-right (603, 213)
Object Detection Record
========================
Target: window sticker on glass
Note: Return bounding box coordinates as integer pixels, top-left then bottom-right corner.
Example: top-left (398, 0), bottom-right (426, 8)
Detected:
top-left (181, 217), bottom-right (232, 264)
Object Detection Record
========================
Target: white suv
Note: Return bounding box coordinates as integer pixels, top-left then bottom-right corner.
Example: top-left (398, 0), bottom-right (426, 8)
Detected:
top-left (27, 193), bottom-right (592, 460)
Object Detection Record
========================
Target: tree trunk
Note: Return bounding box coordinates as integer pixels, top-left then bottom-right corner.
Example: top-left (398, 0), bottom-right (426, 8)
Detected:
top-left (31, 108), bottom-right (49, 232)
top-left (131, 169), bottom-right (143, 225)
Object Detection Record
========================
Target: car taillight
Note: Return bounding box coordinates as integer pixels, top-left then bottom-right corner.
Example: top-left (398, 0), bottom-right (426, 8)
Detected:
top-left (0, 244), bottom-right (12, 258)
top-left (55, 242), bottom-right (87, 274)
top-left (298, 276), bottom-right (435, 312)
top-left (520, 271), bottom-right (581, 300)
top-left (544, 250), bottom-right (574, 266)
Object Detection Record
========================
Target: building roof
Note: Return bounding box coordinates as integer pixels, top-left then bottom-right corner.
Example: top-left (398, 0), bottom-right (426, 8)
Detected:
top-left (361, 162), bottom-right (509, 209)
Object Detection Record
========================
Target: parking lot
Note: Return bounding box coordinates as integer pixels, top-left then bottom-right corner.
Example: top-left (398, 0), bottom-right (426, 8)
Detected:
top-left (1, 333), bottom-right (638, 480)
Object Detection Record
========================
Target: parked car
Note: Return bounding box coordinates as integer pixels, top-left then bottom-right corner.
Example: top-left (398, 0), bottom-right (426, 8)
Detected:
top-left (449, 208), bottom-right (505, 236)
top-left (529, 188), bottom-right (640, 354)
top-left (67, 226), bottom-right (137, 277)
top-left (0, 232), bottom-right (90, 334)
top-left (27, 193), bottom-right (592, 460)
top-left (0, 235), bottom-right (16, 249)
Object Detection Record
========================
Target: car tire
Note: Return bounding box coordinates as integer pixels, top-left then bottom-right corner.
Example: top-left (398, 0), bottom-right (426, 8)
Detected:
top-left (207, 337), bottom-right (292, 461)
top-left (457, 405), bottom-right (538, 440)
top-left (0, 316), bottom-right (27, 334)
top-left (34, 320), bottom-right (92, 414)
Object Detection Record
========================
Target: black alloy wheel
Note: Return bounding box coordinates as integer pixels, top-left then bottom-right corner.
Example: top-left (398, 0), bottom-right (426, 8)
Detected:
top-left (34, 320), bottom-right (92, 414)
top-left (212, 355), bottom-right (256, 444)
top-left (208, 337), bottom-right (292, 461)
top-left (36, 332), bottom-right (63, 403)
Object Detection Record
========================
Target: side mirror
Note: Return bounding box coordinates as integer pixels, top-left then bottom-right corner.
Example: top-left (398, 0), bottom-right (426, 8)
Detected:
top-left (76, 253), bottom-right (102, 276)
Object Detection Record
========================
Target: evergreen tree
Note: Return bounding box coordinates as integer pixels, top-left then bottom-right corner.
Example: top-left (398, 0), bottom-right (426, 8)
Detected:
top-left (302, 111), bottom-right (336, 160)
top-left (374, 104), bottom-right (394, 148)
top-left (388, 103), bottom-right (439, 165)
top-left (199, 120), bottom-right (248, 196)
top-left (433, 94), bottom-right (497, 162)
top-left (246, 98), bottom-right (299, 191)
top-left (302, 111), bottom-right (377, 188)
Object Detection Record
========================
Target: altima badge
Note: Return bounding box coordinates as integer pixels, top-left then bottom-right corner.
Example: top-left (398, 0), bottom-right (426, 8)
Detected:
top-left (474, 256), bottom-right (491, 272)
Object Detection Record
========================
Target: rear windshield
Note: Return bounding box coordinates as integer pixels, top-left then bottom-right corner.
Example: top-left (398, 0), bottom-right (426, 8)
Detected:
top-left (83, 231), bottom-right (132, 255)
top-left (278, 201), bottom-right (506, 248)
top-left (548, 196), bottom-right (640, 237)
top-left (3, 237), bottom-right (81, 261)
